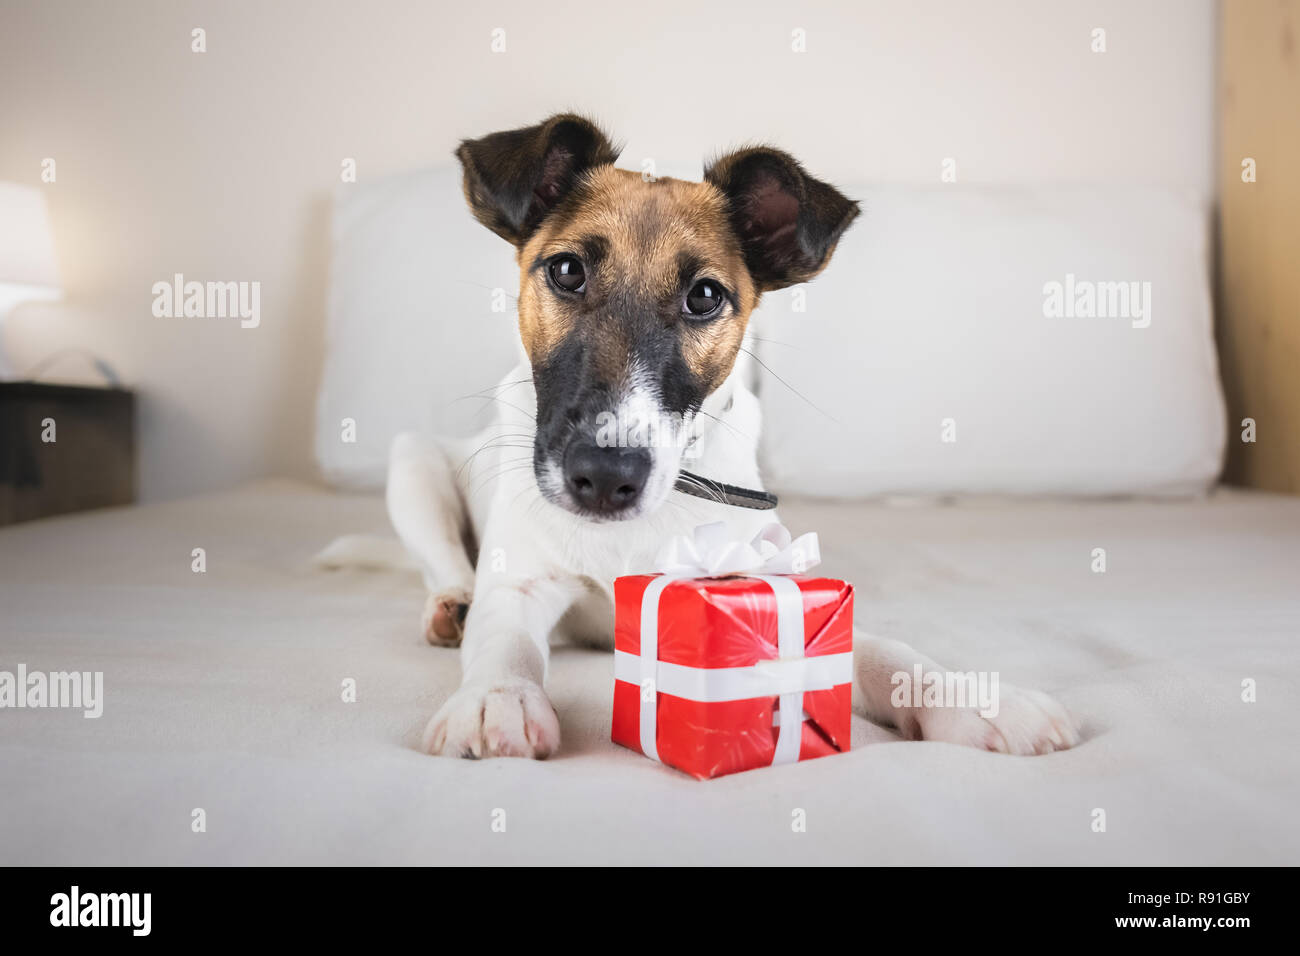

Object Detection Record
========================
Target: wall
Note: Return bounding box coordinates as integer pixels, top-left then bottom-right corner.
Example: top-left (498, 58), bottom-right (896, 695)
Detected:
top-left (0, 0), bottom-right (1216, 500)
top-left (1218, 0), bottom-right (1300, 495)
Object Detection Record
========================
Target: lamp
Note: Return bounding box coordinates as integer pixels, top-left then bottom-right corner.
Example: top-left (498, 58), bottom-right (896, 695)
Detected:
top-left (0, 182), bottom-right (63, 379)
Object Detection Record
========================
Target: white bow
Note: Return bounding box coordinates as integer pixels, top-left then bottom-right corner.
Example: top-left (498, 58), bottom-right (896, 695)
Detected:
top-left (654, 521), bottom-right (821, 577)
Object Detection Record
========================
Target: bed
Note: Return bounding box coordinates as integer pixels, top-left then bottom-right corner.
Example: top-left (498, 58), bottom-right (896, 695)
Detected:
top-left (2, 479), bottom-right (1296, 865)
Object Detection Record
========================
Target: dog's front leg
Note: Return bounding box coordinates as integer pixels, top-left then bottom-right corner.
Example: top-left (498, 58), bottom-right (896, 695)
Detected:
top-left (854, 631), bottom-right (1081, 755)
top-left (422, 573), bottom-right (582, 759)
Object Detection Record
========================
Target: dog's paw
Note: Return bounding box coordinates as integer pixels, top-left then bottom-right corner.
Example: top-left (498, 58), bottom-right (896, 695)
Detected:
top-left (911, 685), bottom-right (1080, 755)
top-left (422, 679), bottom-right (560, 759)
top-left (421, 589), bottom-right (470, 647)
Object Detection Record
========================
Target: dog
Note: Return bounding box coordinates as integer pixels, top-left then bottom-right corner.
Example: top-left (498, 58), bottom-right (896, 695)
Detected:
top-left (375, 113), bottom-right (1079, 760)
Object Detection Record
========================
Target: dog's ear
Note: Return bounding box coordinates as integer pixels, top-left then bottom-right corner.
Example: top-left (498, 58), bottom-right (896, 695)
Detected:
top-left (455, 113), bottom-right (620, 246)
top-left (705, 147), bottom-right (859, 292)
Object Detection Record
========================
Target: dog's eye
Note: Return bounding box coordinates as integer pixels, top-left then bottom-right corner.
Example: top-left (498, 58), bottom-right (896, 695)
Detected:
top-left (684, 280), bottom-right (725, 317)
top-left (548, 256), bottom-right (586, 293)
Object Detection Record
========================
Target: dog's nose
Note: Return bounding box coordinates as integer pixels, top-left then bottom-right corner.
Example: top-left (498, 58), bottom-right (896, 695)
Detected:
top-left (563, 441), bottom-right (652, 515)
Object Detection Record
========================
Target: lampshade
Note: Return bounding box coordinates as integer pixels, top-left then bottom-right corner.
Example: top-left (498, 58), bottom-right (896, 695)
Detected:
top-left (0, 182), bottom-right (62, 296)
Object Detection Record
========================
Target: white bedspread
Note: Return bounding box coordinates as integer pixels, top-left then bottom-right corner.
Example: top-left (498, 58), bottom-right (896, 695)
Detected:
top-left (1, 480), bottom-right (1296, 864)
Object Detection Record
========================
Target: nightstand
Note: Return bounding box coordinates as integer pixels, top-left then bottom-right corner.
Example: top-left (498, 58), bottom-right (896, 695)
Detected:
top-left (0, 382), bottom-right (135, 525)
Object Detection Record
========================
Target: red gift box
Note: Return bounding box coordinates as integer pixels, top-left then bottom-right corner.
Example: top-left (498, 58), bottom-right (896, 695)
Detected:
top-left (612, 572), bottom-right (854, 779)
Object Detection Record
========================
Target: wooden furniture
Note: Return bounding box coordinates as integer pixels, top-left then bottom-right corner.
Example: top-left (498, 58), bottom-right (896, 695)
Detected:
top-left (0, 382), bottom-right (135, 525)
top-left (1218, 0), bottom-right (1300, 495)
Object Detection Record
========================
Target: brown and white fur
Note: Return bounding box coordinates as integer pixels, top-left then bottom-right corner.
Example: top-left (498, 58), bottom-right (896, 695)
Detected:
top-left (371, 114), bottom-right (1079, 760)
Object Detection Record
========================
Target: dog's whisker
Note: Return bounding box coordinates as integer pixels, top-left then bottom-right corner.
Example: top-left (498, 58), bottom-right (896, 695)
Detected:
top-left (481, 396), bottom-right (537, 423)
top-left (464, 453), bottom-right (534, 486)
top-left (743, 333), bottom-right (803, 351)
top-left (450, 378), bottom-right (534, 405)
top-left (454, 278), bottom-right (519, 301)
top-left (674, 471), bottom-right (727, 504)
top-left (456, 435), bottom-right (534, 460)
top-left (469, 454), bottom-right (534, 476)
top-left (693, 408), bottom-right (751, 442)
top-left (509, 482), bottom-right (542, 514)
top-left (470, 468), bottom-right (535, 504)
top-left (449, 394), bottom-right (538, 425)
top-left (739, 345), bottom-right (838, 425)
top-left (455, 441), bottom-right (535, 481)
top-left (468, 463), bottom-right (537, 501)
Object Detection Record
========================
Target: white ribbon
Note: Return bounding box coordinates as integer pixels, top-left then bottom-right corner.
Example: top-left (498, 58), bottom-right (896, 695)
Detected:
top-left (616, 649), bottom-right (852, 701)
top-left (635, 523), bottom-right (835, 769)
top-left (757, 574), bottom-right (807, 766)
top-left (653, 521), bottom-right (821, 578)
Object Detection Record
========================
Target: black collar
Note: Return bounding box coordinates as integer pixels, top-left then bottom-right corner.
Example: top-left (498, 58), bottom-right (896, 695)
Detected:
top-left (674, 470), bottom-right (778, 510)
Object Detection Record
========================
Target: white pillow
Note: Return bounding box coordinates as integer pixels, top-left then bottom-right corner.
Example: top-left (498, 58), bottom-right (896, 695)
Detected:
top-left (753, 185), bottom-right (1226, 498)
top-left (315, 166), bottom-right (522, 489)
